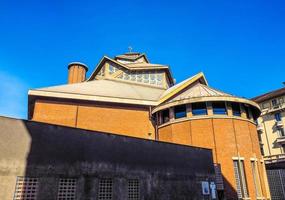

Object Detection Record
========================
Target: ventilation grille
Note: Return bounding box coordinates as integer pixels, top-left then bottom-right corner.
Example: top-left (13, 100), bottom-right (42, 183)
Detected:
top-left (128, 179), bottom-right (140, 200)
top-left (267, 169), bottom-right (285, 200)
top-left (57, 178), bottom-right (77, 200)
top-left (214, 163), bottom-right (224, 190)
top-left (14, 177), bottom-right (38, 200)
top-left (98, 178), bottom-right (113, 200)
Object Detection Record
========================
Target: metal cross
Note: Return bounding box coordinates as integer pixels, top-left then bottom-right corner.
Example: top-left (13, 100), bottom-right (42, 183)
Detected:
top-left (128, 46), bottom-right (133, 52)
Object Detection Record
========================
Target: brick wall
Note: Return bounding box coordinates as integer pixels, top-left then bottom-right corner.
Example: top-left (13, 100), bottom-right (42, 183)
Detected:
top-left (32, 99), bottom-right (155, 139)
top-left (158, 118), bottom-right (270, 199)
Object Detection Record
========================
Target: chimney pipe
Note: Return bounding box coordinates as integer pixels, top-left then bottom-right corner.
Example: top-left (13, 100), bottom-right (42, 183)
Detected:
top-left (67, 62), bottom-right (88, 84)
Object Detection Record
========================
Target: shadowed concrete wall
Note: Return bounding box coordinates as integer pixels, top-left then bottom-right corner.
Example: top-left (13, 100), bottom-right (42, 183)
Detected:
top-left (0, 116), bottom-right (215, 200)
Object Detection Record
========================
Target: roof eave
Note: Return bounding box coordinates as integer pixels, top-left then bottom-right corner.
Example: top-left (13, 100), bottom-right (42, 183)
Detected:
top-left (28, 90), bottom-right (159, 106)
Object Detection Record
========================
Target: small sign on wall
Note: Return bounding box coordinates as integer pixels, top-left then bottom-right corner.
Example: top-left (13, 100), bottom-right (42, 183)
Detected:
top-left (210, 182), bottom-right (217, 199)
top-left (201, 181), bottom-right (210, 195)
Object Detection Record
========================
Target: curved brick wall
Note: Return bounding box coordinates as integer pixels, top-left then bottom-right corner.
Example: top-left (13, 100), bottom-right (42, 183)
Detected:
top-left (158, 117), bottom-right (270, 199)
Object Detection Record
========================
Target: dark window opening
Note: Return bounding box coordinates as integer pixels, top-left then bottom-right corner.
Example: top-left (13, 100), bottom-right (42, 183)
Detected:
top-left (232, 103), bottom-right (241, 117)
top-left (260, 145), bottom-right (265, 156)
top-left (192, 102), bottom-right (207, 115)
top-left (258, 134), bottom-right (262, 142)
top-left (162, 109), bottom-right (169, 124)
top-left (244, 105), bottom-right (250, 119)
top-left (174, 105), bottom-right (186, 119)
top-left (212, 102), bottom-right (227, 115)
top-left (272, 99), bottom-right (278, 107)
top-left (275, 113), bottom-right (282, 122)
top-left (282, 144), bottom-right (285, 153)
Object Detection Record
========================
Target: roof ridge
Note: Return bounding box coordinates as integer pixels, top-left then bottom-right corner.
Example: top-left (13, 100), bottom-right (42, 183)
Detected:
top-left (252, 87), bottom-right (285, 101)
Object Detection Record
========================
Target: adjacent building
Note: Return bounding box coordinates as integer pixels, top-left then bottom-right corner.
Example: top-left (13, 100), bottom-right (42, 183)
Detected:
top-left (252, 85), bottom-right (285, 199)
top-left (253, 86), bottom-right (285, 162)
top-left (27, 52), bottom-right (271, 199)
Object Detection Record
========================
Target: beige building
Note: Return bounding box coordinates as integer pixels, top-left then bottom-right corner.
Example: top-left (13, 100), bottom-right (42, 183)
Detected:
top-left (253, 86), bottom-right (285, 164)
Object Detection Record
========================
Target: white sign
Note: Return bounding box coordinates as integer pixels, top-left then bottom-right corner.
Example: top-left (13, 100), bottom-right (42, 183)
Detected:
top-left (210, 182), bottom-right (217, 199)
top-left (201, 181), bottom-right (210, 195)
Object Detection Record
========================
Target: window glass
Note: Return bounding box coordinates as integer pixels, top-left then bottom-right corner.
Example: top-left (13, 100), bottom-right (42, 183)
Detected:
top-left (262, 102), bottom-right (270, 109)
top-left (136, 73), bottom-right (142, 82)
top-left (232, 103), bottom-right (241, 117)
top-left (272, 99), bottom-right (278, 107)
top-left (174, 105), bottom-right (186, 119)
top-left (109, 65), bottom-right (115, 74)
top-left (212, 102), bottom-right (227, 115)
top-left (124, 72), bottom-right (130, 80)
top-left (251, 161), bottom-right (262, 198)
top-left (244, 105), bottom-right (251, 119)
top-left (143, 72), bottom-right (149, 83)
top-left (260, 145), bottom-right (265, 156)
top-left (275, 113), bottom-right (282, 121)
top-left (150, 73), bottom-right (155, 84)
top-left (162, 109), bottom-right (169, 123)
top-left (130, 72), bottom-right (136, 81)
top-left (192, 102), bottom-right (207, 115)
top-left (233, 160), bottom-right (249, 199)
top-left (233, 161), bottom-right (242, 199)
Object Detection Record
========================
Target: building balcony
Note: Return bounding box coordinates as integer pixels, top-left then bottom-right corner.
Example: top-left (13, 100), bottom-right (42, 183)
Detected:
top-left (256, 124), bottom-right (264, 133)
top-left (276, 121), bottom-right (284, 128)
top-left (276, 136), bottom-right (285, 144)
top-left (264, 154), bottom-right (285, 164)
top-left (261, 103), bottom-right (285, 114)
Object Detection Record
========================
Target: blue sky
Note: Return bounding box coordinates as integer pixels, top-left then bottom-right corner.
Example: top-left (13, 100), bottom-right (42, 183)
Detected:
top-left (0, 0), bottom-right (285, 119)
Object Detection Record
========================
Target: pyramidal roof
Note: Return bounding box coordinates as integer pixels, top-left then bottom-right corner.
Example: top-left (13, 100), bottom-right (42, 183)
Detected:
top-left (29, 79), bottom-right (165, 106)
top-left (115, 52), bottom-right (149, 62)
top-left (168, 82), bottom-right (233, 102)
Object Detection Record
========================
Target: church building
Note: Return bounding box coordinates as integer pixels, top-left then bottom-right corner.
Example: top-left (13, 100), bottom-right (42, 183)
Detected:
top-left (28, 52), bottom-right (271, 199)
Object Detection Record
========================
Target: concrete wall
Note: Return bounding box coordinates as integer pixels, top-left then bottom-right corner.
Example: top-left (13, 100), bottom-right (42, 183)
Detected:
top-left (31, 99), bottom-right (155, 139)
top-left (0, 116), bottom-right (215, 200)
top-left (158, 117), bottom-right (270, 200)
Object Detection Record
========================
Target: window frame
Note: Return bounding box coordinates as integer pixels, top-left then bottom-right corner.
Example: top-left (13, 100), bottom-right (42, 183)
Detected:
top-left (275, 112), bottom-right (282, 122)
top-left (192, 102), bottom-right (208, 116)
top-left (232, 102), bottom-right (241, 117)
top-left (162, 109), bottom-right (170, 124)
top-left (174, 105), bottom-right (187, 119)
top-left (212, 102), bottom-right (227, 115)
top-left (233, 158), bottom-right (249, 199)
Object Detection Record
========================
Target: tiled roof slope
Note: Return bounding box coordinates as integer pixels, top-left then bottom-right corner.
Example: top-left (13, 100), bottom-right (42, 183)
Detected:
top-left (29, 79), bottom-right (165, 103)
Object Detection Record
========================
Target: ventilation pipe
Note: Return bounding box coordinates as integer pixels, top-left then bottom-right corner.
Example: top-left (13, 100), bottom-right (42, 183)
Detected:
top-left (67, 62), bottom-right (88, 84)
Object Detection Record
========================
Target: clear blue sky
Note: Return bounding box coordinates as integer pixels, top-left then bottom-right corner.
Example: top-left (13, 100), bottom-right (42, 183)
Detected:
top-left (0, 0), bottom-right (285, 119)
